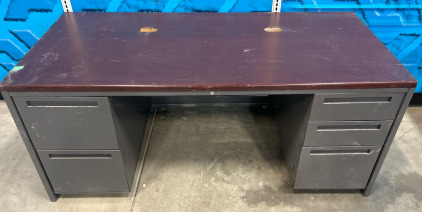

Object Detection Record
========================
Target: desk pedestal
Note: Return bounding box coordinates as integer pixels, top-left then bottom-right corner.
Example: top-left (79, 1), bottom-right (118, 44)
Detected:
top-left (1, 88), bottom-right (414, 201)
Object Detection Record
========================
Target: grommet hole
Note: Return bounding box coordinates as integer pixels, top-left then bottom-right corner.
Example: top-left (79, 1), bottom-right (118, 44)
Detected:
top-left (264, 27), bottom-right (282, 32)
top-left (140, 27), bottom-right (158, 33)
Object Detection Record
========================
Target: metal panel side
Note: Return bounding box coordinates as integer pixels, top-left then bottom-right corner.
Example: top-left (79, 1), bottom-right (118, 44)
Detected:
top-left (108, 97), bottom-right (150, 189)
top-left (363, 88), bottom-right (415, 196)
top-left (273, 95), bottom-right (314, 186)
top-left (0, 92), bottom-right (58, 202)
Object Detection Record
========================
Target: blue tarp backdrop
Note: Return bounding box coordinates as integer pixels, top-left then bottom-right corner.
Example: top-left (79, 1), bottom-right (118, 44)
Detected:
top-left (0, 0), bottom-right (421, 91)
top-left (281, 0), bottom-right (422, 92)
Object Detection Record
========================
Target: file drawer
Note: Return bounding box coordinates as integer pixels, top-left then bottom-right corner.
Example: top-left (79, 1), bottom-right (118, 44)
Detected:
top-left (14, 97), bottom-right (118, 150)
top-left (38, 150), bottom-right (129, 194)
top-left (304, 120), bottom-right (393, 146)
top-left (310, 93), bottom-right (404, 121)
top-left (294, 146), bottom-right (381, 189)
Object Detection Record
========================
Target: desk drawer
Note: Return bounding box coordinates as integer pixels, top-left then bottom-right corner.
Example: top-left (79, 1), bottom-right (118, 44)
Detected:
top-left (14, 97), bottom-right (118, 150)
top-left (294, 146), bottom-right (381, 189)
top-left (310, 93), bottom-right (404, 121)
top-left (38, 150), bottom-right (129, 194)
top-left (304, 120), bottom-right (393, 146)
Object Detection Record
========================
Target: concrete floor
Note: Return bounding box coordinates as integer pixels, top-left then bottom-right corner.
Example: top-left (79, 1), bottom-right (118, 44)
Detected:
top-left (0, 100), bottom-right (421, 211)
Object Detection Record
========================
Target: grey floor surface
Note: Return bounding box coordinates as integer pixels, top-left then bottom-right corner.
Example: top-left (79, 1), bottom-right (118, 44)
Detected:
top-left (0, 100), bottom-right (421, 212)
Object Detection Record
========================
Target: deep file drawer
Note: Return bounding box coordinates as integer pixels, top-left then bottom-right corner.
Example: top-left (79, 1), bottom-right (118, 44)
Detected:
top-left (304, 120), bottom-right (393, 146)
top-left (14, 97), bottom-right (118, 150)
top-left (294, 146), bottom-right (381, 189)
top-left (38, 150), bottom-right (129, 194)
top-left (310, 93), bottom-right (404, 121)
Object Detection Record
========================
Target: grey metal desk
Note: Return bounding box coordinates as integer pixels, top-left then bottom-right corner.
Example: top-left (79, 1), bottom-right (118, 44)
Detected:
top-left (0, 12), bottom-right (417, 202)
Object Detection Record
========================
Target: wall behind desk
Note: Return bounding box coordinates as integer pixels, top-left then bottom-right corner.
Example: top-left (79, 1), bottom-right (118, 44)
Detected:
top-left (0, 0), bottom-right (421, 93)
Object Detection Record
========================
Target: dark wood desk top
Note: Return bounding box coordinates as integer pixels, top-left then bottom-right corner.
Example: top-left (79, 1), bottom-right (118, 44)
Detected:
top-left (0, 12), bottom-right (416, 92)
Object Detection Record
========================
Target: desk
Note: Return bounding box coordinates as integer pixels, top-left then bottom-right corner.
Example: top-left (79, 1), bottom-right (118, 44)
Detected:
top-left (0, 12), bottom-right (416, 202)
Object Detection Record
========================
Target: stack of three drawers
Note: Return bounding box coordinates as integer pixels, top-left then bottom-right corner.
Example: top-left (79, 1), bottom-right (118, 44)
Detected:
top-left (280, 91), bottom-right (405, 190)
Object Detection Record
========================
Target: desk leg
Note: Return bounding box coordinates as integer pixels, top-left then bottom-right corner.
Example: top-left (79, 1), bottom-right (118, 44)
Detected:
top-left (1, 92), bottom-right (58, 202)
top-left (363, 88), bottom-right (415, 196)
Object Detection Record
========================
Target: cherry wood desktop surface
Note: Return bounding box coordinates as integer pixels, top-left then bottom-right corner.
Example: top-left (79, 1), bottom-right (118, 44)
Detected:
top-left (0, 12), bottom-right (416, 92)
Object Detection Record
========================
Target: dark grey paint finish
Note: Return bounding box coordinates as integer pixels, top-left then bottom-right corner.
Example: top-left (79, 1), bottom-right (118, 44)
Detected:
top-left (310, 92), bottom-right (404, 121)
top-left (109, 97), bottom-right (149, 189)
top-left (29, 97), bottom-right (149, 194)
top-left (294, 146), bottom-right (382, 189)
top-left (6, 95), bottom-right (149, 197)
top-left (13, 97), bottom-right (118, 150)
top-left (276, 89), bottom-right (412, 192)
top-left (38, 150), bottom-right (128, 194)
top-left (1, 92), bottom-right (58, 202)
top-left (363, 88), bottom-right (415, 196)
top-left (274, 95), bottom-right (314, 185)
top-left (304, 120), bottom-right (393, 146)
top-left (2, 88), bottom-right (414, 200)
top-left (150, 95), bottom-right (271, 107)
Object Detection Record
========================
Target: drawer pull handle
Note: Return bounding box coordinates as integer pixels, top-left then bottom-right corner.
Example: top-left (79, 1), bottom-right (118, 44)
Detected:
top-left (310, 149), bottom-right (373, 155)
top-left (49, 153), bottom-right (112, 159)
top-left (317, 125), bottom-right (381, 131)
top-left (324, 97), bottom-right (392, 104)
top-left (27, 101), bottom-right (98, 107)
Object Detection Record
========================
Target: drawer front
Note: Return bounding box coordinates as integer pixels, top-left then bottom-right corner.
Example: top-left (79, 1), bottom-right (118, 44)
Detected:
top-left (304, 120), bottom-right (393, 146)
top-left (14, 97), bottom-right (118, 150)
top-left (310, 93), bottom-right (404, 121)
top-left (294, 146), bottom-right (381, 189)
top-left (38, 150), bottom-right (129, 194)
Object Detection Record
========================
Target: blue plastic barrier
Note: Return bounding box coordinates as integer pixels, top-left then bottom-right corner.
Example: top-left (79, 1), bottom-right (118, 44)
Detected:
top-left (0, 0), bottom-right (63, 80)
top-left (281, 0), bottom-right (422, 92)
